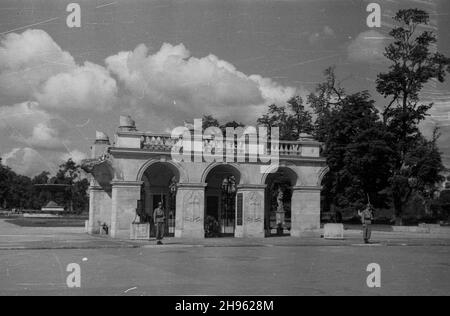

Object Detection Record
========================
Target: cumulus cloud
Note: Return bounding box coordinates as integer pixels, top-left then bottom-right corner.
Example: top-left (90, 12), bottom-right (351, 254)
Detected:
top-left (1, 147), bottom-right (57, 177)
top-left (35, 62), bottom-right (118, 111)
top-left (0, 30), bottom-right (302, 174)
top-left (106, 43), bottom-right (298, 124)
top-left (0, 101), bottom-right (65, 150)
top-left (0, 29), bottom-right (75, 98)
top-left (0, 29), bottom-right (117, 111)
top-left (347, 30), bottom-right (387, 64)
top-left (1, 29), bottom-right (298, 124)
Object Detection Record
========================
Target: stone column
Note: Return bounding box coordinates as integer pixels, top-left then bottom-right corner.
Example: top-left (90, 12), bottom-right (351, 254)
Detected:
top-left (110, 181), bottom-right (142, 239)
top-left (235, 185), bottom-right (266, 238)
top-left (88, 185), bottom-right (103, 234)
top-left (87, 179), bottom-right (112, 234)
top-left (175, 183), bottom-right (206, 238)
top-left (291, 186), bottom-right (321, 237)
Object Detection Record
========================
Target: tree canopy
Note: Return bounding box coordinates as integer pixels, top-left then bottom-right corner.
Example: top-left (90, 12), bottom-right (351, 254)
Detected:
top-left (0, 158), bottom-right (88, 213)
top-left (376, 9), bottom-right (450, 223)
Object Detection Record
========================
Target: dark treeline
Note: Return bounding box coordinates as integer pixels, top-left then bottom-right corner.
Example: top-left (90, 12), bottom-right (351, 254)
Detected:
top-left (0, 158), bottom-right (89, 213)
top-left (203, 9), bottom-right (450, 224)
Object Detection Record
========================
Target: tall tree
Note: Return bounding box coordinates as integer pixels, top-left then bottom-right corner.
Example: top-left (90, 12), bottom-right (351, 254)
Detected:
top-left (376, 9), bottom-right (450, 224)
top-left (308, 67), bottom-right (345, 143)
top-left (310, 70), bottom-right (394, 211)
top-left (287, 96), bottom-right (314, 137)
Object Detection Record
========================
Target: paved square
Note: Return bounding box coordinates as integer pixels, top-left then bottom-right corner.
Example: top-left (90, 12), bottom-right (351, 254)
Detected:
top-left (0, 220), bottom-right (449, 295)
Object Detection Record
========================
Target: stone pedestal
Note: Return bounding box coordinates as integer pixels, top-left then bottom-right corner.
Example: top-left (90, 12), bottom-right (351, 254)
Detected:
top-left (236, 185), bottom-right (266, 238)
top-left (130, 223), bottom-right (151, 240)
top-left (291, 186), bottom-right (321, 237)
top-left (175, 183), bottom-right (206, 238)
top-left (88, 186), bottom-right (112, 234)
top-left (110, 181), bottom-right (142, 239)
top-left (324, 223), bottom-right (344, 240)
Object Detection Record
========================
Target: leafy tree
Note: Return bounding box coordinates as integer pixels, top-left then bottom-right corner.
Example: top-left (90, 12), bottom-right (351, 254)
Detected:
top-left (55, 159), bottom-right (89, 213)
top-left (0, 157), bottom-right (88, 213)
top-left (201, 115), bottom-right (245, 134)
top-left (376, 9), bottom-right (450, 224)
top-left (439, 190), bottom-right (450, 220)
top-left (310, 70), bottom-right (394, 212)
top-left (0, 158), bottom-right (34, 210)
top-left (257, 96), bottom-right (314, 140)
top-left (308, 67), bottom-right (345, 143)
top-left (257, 104), bottom-right (290, 138)
top-left (8, 175), bottom-right (32, 210)
top-left (0, 158), bottom-right (14, 209)
top-left (288, 96), bottom-right (314, 137)
top-left (202, 115), bottom-right (220, 130)
top-left (384, 130), bottom-right (445, 218)
top-left (72, 178), bottom-right (89, 213)
top-left (220, 120), bottom-right (245, 134)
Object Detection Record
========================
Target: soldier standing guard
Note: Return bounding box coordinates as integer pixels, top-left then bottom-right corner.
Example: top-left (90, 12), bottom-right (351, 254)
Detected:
top-left (153, 202), bottom-right (166, 245)
top-left (358, 204), bottom-right (374, 244)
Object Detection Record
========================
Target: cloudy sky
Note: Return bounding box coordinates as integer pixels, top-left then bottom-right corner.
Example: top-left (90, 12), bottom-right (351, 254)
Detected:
top-left (0, 0), bottom-right (449, 176)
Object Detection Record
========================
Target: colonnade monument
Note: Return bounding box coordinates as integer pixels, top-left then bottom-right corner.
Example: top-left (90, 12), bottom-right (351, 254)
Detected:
top-left (81, 116), bottom-right (328, 239)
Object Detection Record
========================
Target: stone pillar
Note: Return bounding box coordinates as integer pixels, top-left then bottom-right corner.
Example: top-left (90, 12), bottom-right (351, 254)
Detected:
top-left (175, 183), bottom-right (206, 238)
top-left (88, 186), bottom-right (102, 234)
top-left (110, 181), bottom-right (142, 239)
top-left (291, 186), bottom-right (321, 237)
top-left (235, 185), bottom-right (266, 238)
top-left (88, 185), bottom-right (112, 234)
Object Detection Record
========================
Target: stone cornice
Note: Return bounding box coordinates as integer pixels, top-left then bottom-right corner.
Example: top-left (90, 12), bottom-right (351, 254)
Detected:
top-left (89, 185), bottom-right (104, 191)
top-left (292, 186), bottom-right (322, 191)
top-left (110, 147), bottom-right (171, 159)
top-left (237, 184), bottom-right (267, 190)
top-left (111, 181), bottom-right (143, 188)
top-left (116, 132), bottom-right (142, 138)
top-left (177, 183), bottom-right (208, 189)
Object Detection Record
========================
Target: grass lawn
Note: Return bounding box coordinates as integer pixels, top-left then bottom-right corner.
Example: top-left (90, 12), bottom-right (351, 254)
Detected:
top-left (5, 217), bottom-right (87, 227)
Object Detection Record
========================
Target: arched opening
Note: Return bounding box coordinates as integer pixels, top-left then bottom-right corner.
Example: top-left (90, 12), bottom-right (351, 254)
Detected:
top-left (204, 164), bottom-right (241, 238)
top-left (319, 168), bottom-right (336, 225)
top-left (264, 167), bottom-right (297, 237)
top-left (139, 162), bottom-right (180, 237)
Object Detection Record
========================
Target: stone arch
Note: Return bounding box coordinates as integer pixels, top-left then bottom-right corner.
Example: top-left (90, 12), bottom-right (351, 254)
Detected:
top-left (262, 163), bottom-right (298, 237)
top-left (136, 159), bottom-right (189, 183)
top-left (200, 162), bottom-right (247, 185)
top-left (317, 166), bottom-right (329, 187)
top-left (137, 159), bottom-right (186, 237)
top-left (260, 162), bottom-right (300, 187)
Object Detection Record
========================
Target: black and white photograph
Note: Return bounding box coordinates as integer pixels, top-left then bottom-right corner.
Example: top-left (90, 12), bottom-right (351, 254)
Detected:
top-left (0, 0), bottom-right (450, 300)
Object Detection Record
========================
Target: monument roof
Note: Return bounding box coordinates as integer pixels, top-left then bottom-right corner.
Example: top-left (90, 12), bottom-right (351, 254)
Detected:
top-left (44, 201), bottom-right (62, 208)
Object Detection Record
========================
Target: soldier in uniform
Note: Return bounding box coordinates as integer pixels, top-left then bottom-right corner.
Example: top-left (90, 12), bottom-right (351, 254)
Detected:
top-left (153, 202), bottom-right (166, 245)
top-left (358, 204), bottom-right (374, 244)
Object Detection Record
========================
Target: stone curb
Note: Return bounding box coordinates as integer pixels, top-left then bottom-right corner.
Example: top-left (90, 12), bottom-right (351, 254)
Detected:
top-left (2, 240), bottom-right (450, 251)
